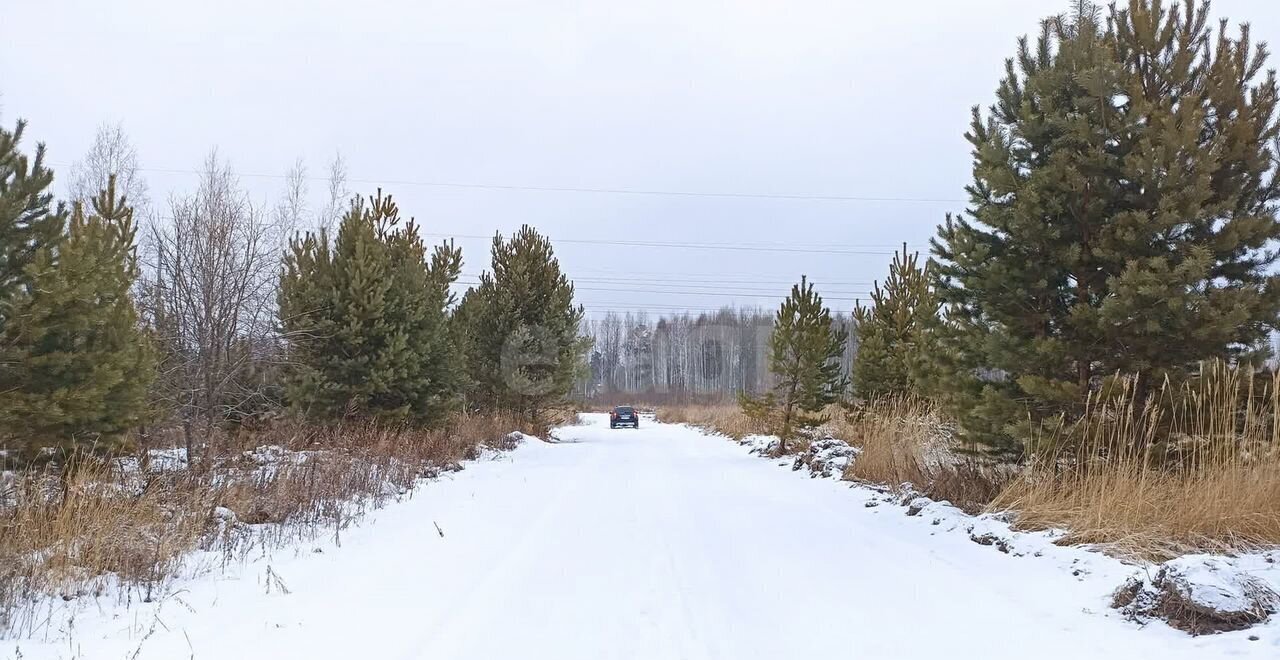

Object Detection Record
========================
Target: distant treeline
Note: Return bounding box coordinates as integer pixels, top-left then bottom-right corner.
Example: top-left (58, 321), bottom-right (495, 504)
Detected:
top-left (577, 309), bottom-right (856, 403)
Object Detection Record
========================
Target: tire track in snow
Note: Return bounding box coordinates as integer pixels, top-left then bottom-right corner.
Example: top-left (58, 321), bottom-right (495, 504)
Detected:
top-left (395, 440), bottom-right (613, 659)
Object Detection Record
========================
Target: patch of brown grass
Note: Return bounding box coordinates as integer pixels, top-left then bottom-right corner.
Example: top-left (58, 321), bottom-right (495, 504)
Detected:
top-left (834, 396), bottom-right (1008, 512)
top-left (832, 396), bottom-right (943, 486)
top-left (0, 463), bottom-right (215, 616)
top-left (659, 398), bottom-right (1006, 511)
top-left (656, 404), bottom-right (770, 439)
top-left (619, 376), bottom-right (1280, 561)
top-left (993, 364), bottom-right (1280, 560)
top-left (537, 407), bottom-right (584, 431)
top-left (0, 411), bottom-right (532, 638)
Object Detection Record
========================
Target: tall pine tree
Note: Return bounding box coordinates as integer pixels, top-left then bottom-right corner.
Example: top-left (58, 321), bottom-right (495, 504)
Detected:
top-left (458, 226), bottom-right (587, 424)
top-left (279, 190), bottom-right (461, 423)
top-left (852, 244), bottom-right (937, 399)
top-left (742, 276), bottom-right (848, 455)
top-left (0, 176), bottom-right (154, 458)
top-left (930, 0), bottom-right (1280, 455)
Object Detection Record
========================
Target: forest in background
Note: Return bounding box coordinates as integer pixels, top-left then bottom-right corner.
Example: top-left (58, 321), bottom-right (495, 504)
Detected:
top-left (578, 309), bottom-right (856, 404)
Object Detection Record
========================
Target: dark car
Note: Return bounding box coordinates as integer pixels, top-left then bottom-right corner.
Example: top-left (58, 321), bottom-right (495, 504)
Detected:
top-left (609, 406), bottom-right (639, 429)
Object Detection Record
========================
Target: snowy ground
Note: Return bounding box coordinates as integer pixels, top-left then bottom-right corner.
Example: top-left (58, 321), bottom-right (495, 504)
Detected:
top-left (3, 414), bottom-right (1276, 659)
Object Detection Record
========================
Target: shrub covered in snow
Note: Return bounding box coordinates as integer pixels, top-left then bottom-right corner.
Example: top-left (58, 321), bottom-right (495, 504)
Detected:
top-left (1113, 555), bottom-right (1280, 634)
top-left (790, 436), bottom-right (860, 478)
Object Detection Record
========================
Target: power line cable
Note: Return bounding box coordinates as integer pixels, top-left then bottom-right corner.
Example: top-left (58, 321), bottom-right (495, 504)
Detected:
top-left (577, 308), bottom-right (855, 316)
top-left (143, 213), bottom-right (927, 255)
top-left (429, 233), bottom-right (899, 256)
top-left (543, 265), bottom-right (907, 279)
top-left (80, 163), bottom-right (965, 205)
top-left (457, 272), bottom-right (877, 287)
top-left (452, 278), bottom-right (870, 296)
top-left (453, 279), bottom-right (870, 300)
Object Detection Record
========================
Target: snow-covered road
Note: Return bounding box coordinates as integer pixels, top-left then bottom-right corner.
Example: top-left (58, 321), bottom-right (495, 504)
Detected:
top-left (5, 414), bottom-right (1271, 659)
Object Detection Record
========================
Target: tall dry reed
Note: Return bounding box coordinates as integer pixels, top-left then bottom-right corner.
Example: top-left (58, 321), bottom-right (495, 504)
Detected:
top-left (837, 396), bottom-right (1008, 512)
top-left (994, 362), bottom-right (1280, 559)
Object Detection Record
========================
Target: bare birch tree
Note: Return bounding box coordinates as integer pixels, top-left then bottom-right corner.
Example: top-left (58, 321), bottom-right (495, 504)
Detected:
top-left (67, 122), bottom-right (149, 214)
top-left (275, 158), bottom-right (308, 239)
top-left (143, 150), bottom-right (282, 465)
top-left (318, 152), bottom-right (349, 234)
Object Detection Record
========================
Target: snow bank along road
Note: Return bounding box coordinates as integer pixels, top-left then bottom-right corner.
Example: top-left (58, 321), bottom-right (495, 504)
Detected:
top-left (5, 414), bottom-right (1271, 659)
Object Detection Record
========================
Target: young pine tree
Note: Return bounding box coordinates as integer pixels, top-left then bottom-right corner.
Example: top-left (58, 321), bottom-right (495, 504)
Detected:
top-left (459, 226), bottom-right (587, 424)
top-left (0, 176), bottom-right (154, 458)
top-left (852, 244), bottom-right (937, 399)
top-left (279, 190), bottom-right (461, 423)
top-left (741, 276), bottom-right (848, 456)
top-left (929, 1), bottom-right (1280, 456)
top-left (0, 120), bottom-right (65, 332)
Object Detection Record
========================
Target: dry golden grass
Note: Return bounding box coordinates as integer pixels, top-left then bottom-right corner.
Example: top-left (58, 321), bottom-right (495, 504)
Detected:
top-left (662, 367), bottom-right (1280, 557)
top-left (653, 365), bottom-right (1280, 562)
top-left (656, 404), bottom-right (771, 439)
top-left (835, 396), bottom-right (1008, 512)
top-left (0, 411), bottom-right (534, 637)
top-left (658, 398), bottom-right (1004, 511)
top-left (538, 407), bottom-right (585, 430)
top-left (831, 396), bottom-right (944, 485)
top-left (994, 364), bottom-right (1280, 560)
top-left (998, 460), bottom-right (1280, 560)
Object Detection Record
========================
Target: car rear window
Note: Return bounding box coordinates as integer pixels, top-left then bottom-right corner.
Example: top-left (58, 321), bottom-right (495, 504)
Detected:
top-left (617, 407), bottom-right (634, 414)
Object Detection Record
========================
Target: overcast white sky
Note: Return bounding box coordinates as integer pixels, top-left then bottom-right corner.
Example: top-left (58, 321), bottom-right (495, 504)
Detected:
top-left (3, 0), bottom-right (1279, 316)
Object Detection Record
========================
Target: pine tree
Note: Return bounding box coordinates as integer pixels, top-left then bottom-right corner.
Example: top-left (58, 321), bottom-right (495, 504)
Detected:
top-left (852, 244), bottom-right (937, 399)
top-left (0, 120), bottom-right (65, 333)
top-left (279, 190), bottom-right (461, 423)
top-left (458, 226), bottom-right (587, 424)
top-left (741, 276), bottom-right (848, 455)
top-left (0, 176), bottom-right (154, 458)
top-left (416, 234), bottom-right (464, 418)
top-left (278, 229), bottom-right (336, 414)
top-left (929, 0), bottom-right (1280, 456)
